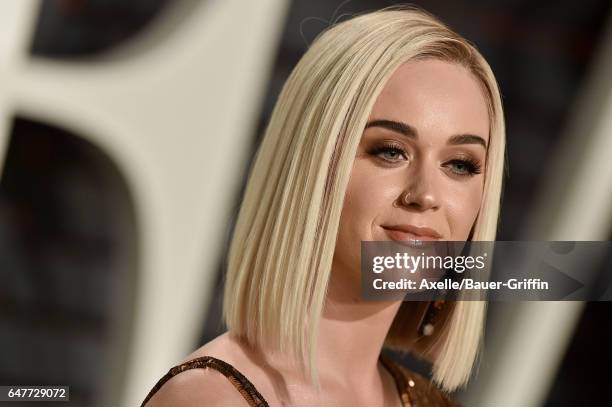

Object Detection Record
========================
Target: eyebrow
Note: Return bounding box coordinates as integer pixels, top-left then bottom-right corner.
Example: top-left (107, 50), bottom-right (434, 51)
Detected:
top-left (365, 119), bottom-right (488, 149)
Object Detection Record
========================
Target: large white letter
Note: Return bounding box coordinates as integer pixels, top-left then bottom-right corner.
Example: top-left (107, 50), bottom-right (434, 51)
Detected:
top-left (0, 1), bottom-right (289, 406)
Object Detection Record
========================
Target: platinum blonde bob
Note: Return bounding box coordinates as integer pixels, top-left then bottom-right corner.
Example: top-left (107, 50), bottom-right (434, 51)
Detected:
top-left (223, 6), bottom-right (505, 392)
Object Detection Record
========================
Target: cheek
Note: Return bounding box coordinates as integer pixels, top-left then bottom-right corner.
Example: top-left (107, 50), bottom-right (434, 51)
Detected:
top-left (334, 162), bottom-right (400, 269)
top-left (340, 162), bottom-right (400, 237)
top-left (444, 179), bottom-right (484, 240)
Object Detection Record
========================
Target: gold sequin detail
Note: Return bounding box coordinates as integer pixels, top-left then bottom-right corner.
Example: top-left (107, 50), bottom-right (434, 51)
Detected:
top-left (141, 353), bottom-right (461, 407)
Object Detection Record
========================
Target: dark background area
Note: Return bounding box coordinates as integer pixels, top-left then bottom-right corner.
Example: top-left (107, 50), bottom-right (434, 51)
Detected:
top-left (0, 0), bottom-right (610, 406)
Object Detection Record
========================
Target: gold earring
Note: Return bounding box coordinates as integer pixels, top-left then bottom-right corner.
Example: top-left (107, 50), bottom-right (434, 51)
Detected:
top-left (418, 300), bottom-right (445, 336)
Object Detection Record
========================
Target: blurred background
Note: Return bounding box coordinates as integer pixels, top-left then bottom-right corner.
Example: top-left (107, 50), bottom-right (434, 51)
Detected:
top-left (0, 0), bottom-right (611, 406)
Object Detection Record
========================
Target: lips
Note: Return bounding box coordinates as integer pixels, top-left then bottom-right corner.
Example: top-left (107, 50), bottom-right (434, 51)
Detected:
top-left (381, 224), bottom-right (442, 241)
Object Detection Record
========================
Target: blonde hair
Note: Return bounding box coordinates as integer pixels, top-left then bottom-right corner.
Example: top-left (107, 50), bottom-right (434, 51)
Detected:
top-left (223, 6), bottom-right (505, 392)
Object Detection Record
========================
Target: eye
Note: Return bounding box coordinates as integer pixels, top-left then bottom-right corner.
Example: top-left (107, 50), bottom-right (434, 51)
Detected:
top-left (445, 158), bottom-right (482, 177)
top-left (368, 142), bottom-right (408, 163)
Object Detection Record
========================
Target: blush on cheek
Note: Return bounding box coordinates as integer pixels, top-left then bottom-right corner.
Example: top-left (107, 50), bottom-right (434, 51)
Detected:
top-left (444, 185), bottom-right (483, 240)
top-left (333, 164), bottom-right (385, 274)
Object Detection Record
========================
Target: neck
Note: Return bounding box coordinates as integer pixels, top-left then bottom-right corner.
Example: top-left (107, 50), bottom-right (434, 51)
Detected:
top-left (312, 268), bottom-right (404, 387)
top-left (251, 268), bottom-right (419, 393)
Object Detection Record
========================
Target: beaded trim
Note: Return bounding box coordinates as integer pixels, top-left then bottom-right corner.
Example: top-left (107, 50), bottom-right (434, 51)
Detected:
top-left (141, 354), bottom-right (459, 406)
top-left (140, 356), bottom-right (269, 407)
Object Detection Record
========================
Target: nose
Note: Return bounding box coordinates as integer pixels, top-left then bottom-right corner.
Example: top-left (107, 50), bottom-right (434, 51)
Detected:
top-left (399, 162), bottom-right (440, 211)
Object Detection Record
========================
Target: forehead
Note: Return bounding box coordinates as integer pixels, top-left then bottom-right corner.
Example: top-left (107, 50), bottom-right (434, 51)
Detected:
top-left (369, 59), bottom-right (490, 145)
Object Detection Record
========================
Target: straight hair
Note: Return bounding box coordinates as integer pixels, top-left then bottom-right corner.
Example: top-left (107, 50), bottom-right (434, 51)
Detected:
top-left (223, 6), bottom-right (505, 392)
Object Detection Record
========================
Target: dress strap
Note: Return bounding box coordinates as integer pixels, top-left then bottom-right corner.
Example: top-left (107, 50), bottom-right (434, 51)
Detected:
top-left (379, 353), bottom-right (462, 407)
top-left (379, 353), bottom-right (412, 406)
top-left (140, 356), bottom-right (269, 407)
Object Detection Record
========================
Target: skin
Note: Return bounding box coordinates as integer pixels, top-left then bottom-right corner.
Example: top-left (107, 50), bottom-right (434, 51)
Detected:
top-left (145, 59), bottom-right (490, 407)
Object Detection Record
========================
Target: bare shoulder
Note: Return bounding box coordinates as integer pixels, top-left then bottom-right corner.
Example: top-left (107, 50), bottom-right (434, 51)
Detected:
top-left (143, 332), bottom-right (273, 406)
top-left (181, 331), bottom-right (246, 364)
top-left (143, 332), bottom-right (268, 406)
top-left (143, 366), bottom-right (246, 407)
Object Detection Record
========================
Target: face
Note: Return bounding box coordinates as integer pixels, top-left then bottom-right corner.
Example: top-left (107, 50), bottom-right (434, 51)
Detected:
top-left (333, 59), bottom-right (490, 278)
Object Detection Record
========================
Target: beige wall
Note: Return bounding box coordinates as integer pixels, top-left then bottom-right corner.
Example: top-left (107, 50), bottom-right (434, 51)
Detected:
top-left (0, 1), bottom-right (289, 406)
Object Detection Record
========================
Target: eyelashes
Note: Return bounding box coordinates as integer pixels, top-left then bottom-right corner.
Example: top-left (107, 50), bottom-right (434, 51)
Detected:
top-left (368, 142), bottom-right (408, 162)
top-left (445, 157), bottom-right (482, 176)
top-left (366, 142), bottom-right (483, 177)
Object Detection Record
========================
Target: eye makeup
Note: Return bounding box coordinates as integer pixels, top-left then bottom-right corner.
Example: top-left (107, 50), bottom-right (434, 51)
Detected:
top-left (364, 138), bottom-right (483, 177)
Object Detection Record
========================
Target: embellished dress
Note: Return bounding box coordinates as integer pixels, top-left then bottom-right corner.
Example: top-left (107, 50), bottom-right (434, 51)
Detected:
top-left (140, 353), bottom-right (460, 406)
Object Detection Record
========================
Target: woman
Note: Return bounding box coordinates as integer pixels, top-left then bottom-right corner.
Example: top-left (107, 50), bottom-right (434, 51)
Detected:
top-left (142, 6), bottom-right (505, 406)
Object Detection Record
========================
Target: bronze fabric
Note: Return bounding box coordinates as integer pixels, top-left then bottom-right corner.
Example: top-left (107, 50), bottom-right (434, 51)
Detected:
top-left (141, 353), bottom-right (460, 406)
